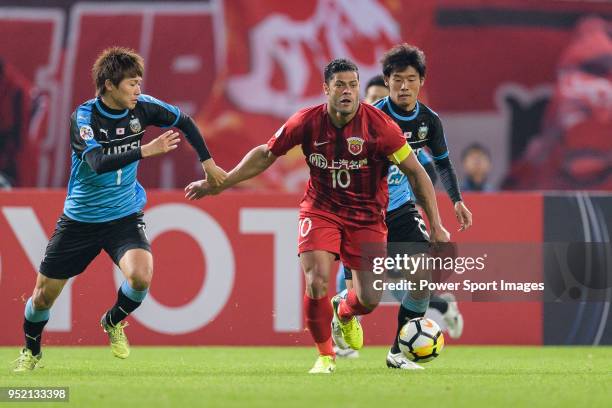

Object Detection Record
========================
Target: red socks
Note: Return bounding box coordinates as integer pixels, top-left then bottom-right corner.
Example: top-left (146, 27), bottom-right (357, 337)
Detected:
top-left (303, 294), bottom-right (334, 357)
top-left (338, 289), bottom-right (373, 321)
top-left (304, 290), bottom-right (373, 356)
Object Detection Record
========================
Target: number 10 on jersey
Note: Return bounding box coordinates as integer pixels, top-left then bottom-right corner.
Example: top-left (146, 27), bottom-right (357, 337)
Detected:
top-left (331, 169), bottom-right (350, 189)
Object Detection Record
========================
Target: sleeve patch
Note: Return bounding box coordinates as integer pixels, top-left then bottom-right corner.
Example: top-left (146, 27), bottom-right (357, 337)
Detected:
top-left (79, 125), bottom-right (94, 141)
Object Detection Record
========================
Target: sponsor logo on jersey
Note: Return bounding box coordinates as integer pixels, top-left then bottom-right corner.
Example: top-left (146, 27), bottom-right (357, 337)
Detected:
top-left (99, 129), bottom-right (109, 139)
top-left (79, 125), bottom-right (94, 141)
top-left (103, 140), bottom-right (141, 154)
top-left (309, 153), bottom-right (328, 169)
top-left (417, 125), bottom-right (428, 140)
top-left (347, 136), bottom-right (364, 155)
top-left (116, 128), bottom-right (125, 135)
top-left (129, 118), bottom-right (142, 133)
top-left (329, 158), bottom-right (368, 170)
top-left (308, 154), bottom-right (367, 170)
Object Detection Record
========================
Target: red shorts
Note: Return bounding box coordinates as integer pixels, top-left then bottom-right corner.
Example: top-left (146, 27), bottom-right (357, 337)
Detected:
top-left (298, 208), bottom-right (387, 271)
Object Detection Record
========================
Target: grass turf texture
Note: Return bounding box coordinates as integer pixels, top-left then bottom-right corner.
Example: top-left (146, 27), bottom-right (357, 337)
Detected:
top-left (1, 346), bottom-right (611, 408)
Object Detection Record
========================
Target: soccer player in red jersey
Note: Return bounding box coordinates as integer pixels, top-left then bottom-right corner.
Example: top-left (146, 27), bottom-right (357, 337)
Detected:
top-left (185, 59), bottom-right (449, 373)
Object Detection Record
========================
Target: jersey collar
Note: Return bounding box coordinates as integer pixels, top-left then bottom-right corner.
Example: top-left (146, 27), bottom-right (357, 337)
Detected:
top-left (95, 97), bottom-right (129, 119)
top-left (386, 97), bottom-right (419, 121)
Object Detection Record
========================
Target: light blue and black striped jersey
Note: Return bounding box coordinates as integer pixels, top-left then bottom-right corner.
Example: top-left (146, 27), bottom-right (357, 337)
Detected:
top-left (387, 149), bottom-right (433, 211)
top-left (64, 94), bottom-right (180, 222)
top-left (373, 97), bottom-right (448, 211)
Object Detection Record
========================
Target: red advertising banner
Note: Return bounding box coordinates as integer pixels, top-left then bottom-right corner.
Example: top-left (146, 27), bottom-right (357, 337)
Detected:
top-left (0, 191), bottom-right (542, 346)
top-left (1, 1), bottom-right (610, 191)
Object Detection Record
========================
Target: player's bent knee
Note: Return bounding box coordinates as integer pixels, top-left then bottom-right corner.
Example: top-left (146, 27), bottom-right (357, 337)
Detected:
top-left (304, 275), bottom-right (328, 297)
top-left (32, 289), bottom-right (56, 310)
top-left (128, 272), bottom-right (152, 291)
top-left (123, 264), bottom-right (152, 289)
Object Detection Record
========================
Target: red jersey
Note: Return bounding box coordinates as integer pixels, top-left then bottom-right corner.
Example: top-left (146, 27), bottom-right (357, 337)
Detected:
top-left (268, 103), bottom-right (408, 224)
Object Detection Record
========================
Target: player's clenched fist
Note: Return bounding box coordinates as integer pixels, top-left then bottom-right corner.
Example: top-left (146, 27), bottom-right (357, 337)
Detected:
top-left (141, 130), bottom-right (180, 158)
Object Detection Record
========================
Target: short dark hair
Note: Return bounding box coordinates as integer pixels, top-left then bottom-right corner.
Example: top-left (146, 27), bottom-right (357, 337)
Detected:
top-left (366, 74), bottom-right (386, 91)
top-left (324, 58), bottom-right (359, 84)
top-left (381, 43), bottom-right (426, 78)
top-left (92, 46), bottom-right (144, 95)
top-left (461, 143), bottom-right (491, 161)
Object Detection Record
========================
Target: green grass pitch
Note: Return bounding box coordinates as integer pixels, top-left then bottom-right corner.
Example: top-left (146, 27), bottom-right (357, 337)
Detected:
top-left (1, 346), bottom-right (611, 407)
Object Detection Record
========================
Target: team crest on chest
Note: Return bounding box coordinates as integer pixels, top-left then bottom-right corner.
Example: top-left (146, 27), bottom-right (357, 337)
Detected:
top-left (347, 136), bottom-right (364, 156)
top-left (129, 118), bottom-right (142, 133)
top-left (417, 124), bottom-right (428, 140)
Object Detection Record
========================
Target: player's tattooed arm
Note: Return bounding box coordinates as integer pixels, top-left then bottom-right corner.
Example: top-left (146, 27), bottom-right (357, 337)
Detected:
top-left (184, 144), bottom-right (276, 200)
top-left (396, 152), bottom-right (450, 243)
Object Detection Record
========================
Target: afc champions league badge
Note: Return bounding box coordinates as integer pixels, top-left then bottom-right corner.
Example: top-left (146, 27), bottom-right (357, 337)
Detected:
top-left (79, 125), bottom-right (94, 141)
top-left (347, 136), bottom-right (364, 156)
top-left (129, 118), bottom-right (142, 133)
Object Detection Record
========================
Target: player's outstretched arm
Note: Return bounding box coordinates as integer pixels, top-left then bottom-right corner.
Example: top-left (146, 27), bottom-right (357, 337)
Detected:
top-left (185, 144), bottom-right (276, 200)
top-left (397, 152), bottom-right (450, 243)
top-left (141, 130), bottom-right (181, 158)
top-left (225, 144), bottom-right (277, 186)
top-left (84, 130), bottom-right (179, 174)
top-left (201, 158), bottom-right (228, 188)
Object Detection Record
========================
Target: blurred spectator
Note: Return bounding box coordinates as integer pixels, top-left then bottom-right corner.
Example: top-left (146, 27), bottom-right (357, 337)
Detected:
top-left (0, 58), bottom-right (33, 186)
top-left (461, 143), bottom-right (494, 192)
top-left (0, 172), bottom-right (11, 190)
top-left (503, 17), bottom-right (612, 190)
top-left (364, 74), bottom-right (388, 104)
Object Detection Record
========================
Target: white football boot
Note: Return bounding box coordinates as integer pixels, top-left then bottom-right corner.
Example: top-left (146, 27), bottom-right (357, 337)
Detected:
top-left (333, 345), bottom-right (359, 359)
top-left (386, 350), bottom-right (424, 370)
top-left (439, 292), bottom-right (464, 339)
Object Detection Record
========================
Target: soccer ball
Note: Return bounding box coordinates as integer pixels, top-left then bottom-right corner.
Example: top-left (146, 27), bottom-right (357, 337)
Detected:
top-left (398, 317), bottom-right (445, 363)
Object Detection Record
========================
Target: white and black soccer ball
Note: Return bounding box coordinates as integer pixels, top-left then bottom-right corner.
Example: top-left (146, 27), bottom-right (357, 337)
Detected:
top-left (398, 317), bottom-right (445, 363)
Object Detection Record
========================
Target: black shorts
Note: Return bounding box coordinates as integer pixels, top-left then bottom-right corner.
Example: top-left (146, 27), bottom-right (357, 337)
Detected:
top-left (386, 201), bottom-right (430, 257)
top-left (344, 202), bottom-right (429, 280)
top-left (39, 211), bottom-right (151, 280)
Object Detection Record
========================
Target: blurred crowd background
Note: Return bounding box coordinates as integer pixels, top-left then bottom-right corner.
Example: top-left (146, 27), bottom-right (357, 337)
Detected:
top-left (0, 0), bottom-right (610, 192)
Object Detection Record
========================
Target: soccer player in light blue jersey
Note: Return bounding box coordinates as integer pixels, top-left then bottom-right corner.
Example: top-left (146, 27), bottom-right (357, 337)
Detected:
top-left (335, 47), bottom-right (472, 368)
top-left (13, 47), bottom-right (226, 372)
top-left (377, 44), bottom-right (471, 369)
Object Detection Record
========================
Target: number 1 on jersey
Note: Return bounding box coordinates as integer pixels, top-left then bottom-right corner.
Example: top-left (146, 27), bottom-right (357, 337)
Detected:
top-left (116, 169), bottom-right (122, 185)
